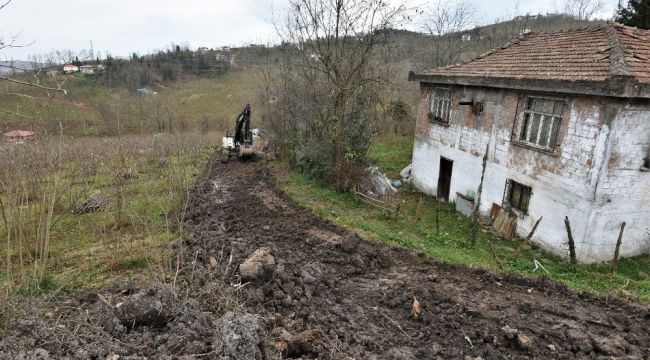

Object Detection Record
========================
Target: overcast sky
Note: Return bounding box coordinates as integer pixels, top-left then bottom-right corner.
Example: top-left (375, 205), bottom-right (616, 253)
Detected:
top-left (0, 0), bottom-right (617, 60)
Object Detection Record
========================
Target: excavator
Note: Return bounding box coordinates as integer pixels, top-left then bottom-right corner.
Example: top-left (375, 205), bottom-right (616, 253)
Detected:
top-left (221, 104), bottom-right (255, 162)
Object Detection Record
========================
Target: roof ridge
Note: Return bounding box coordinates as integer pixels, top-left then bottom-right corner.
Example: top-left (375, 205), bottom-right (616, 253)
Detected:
top-left (439, 33), bottom-right (530, 71)
top-left (605, 23), bottom-right (631, 77)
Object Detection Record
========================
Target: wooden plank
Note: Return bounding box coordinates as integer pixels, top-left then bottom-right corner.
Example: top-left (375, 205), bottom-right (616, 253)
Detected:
top-left (489, 203), bottom-right (502, 222)
top-left (502, 217), bottom-right (517, 240)
top-left (493, 209), bottom-right (508, 233)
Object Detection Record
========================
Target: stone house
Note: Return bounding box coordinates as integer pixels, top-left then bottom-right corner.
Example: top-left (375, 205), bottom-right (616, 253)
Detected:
top-left (80, 65), bottom-right (95, 74)
top-left (408, 24), bottom-right (650, 262)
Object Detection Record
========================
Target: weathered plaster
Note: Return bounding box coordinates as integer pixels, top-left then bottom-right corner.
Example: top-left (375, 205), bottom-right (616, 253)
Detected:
top-left (411, 83), bottom-right (650, 262)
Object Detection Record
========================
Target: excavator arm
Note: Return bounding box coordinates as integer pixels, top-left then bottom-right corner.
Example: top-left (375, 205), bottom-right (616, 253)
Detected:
top-left (234, 104), bottom-right (251, 146)
top-left (221, 104), bottom-right (254, 162)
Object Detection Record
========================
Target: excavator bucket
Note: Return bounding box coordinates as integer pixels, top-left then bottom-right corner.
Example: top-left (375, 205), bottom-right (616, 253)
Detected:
top-left (239, 145), bottom-right (254, 159)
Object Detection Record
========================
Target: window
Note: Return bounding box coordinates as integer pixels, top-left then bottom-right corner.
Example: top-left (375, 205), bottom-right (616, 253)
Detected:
top-left (429, 87), bottom-right (451, 123)
top-left (518, 96), bottom-right (565, 151)
top-left (506, 180), bottom-right (531, 213)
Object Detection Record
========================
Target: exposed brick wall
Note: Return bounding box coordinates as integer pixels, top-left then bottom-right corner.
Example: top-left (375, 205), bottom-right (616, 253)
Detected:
top-left (411, 83), bottom-right (650, 262)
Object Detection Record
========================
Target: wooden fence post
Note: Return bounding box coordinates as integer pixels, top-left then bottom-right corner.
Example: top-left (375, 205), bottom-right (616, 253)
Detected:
top-left (435, 201), bottom-right (440, 235)
top-left (510, 216), bottom-right (542, 259)
top-left (611, 222), bottom-right (626, 275)
top-left (564, 216), bottom-right (577, 264)
top-left (470, 144), bottom-right (489, 246)
top-left (415, 196), bottom-right (423, 221)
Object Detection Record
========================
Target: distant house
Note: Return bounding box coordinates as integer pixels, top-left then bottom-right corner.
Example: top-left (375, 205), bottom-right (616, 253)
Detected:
top-left (461, 34), bottom-right (472, 42)
top-left (80, 65), bottom-right (94, 74)
top-left (3, 130), bottom-right (36, 143)
top-left (198, 47), bottom-right (210, 53)
top-left (63, 64), bottom-right (79, 73)
top-left (408, 23), bottom-right (650, 262)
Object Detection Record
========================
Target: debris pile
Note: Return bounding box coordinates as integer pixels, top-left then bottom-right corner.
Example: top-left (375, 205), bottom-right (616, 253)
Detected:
top-left (400, 163), bottom-right (412, 182)
top-left (73, 193), bottom-right (113, 214)
top-left (358, 166), bottom-right (397, 198)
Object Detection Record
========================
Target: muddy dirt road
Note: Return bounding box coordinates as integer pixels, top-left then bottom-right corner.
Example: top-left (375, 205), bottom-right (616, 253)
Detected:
top-left (181, 158), bottom-right (649, 359)
top-left (1, 156), bottom-right (649, 359)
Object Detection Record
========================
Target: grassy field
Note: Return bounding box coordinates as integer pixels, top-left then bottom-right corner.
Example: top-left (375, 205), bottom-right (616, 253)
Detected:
top-left (0, 132), bottom-right (219, 295)
top-left (0, 68), bottom-right (263, 296)
top-left (0, 70), bottom-right (262, 137)
top-left (276, 136), bottom-right (650, 301)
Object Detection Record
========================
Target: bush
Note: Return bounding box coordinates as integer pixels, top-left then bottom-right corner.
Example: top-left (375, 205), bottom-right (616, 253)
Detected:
top-left (295, 137), bottom-right (334, 181)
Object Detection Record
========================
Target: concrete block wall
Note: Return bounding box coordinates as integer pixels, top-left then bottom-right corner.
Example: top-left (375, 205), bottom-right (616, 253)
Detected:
top-left (411, 83), bottom-right (650, 262)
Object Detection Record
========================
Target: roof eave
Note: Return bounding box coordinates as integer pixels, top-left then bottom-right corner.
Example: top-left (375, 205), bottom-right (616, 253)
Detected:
top-left (408, 72), bottom-right (650, 99)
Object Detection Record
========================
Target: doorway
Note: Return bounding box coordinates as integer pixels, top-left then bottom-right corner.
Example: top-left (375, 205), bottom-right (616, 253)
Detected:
top-left (437, 157), bottom-right (453, 201)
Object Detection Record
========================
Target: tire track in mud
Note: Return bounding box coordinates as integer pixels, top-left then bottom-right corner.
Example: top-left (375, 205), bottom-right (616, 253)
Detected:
top-left (180, 157), bottom-right (649, 359)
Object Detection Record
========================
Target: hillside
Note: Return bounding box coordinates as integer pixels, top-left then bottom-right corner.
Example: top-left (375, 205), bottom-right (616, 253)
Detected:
top-left (0, 69), bottom-right (263, 136)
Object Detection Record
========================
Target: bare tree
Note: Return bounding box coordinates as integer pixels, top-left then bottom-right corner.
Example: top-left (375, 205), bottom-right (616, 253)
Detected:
top-left (0, 0), bottom-right (67, 120)
top-left (276, 0), bottom-right (407, 188)
top-left (563, 0), bottom-right (606, 20)
top-left (420, 0), bottom-right (475, 67)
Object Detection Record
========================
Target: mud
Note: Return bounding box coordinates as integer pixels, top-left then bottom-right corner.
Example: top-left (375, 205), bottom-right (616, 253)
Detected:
top-left (179, 158), bottom-right (649, 359)
top-left (0, 283), bottom-right (264, 359)
top-left (1, 155), bottom-right (649, 359)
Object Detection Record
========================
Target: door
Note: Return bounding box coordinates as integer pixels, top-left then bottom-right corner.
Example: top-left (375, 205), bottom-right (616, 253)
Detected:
top-left (437, 157), bottom-right (453, 201)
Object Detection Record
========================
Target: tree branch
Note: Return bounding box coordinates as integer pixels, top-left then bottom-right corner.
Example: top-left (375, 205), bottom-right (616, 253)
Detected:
top-left (0, 75), bottom-right (67, 95)
top-left (0, 107), bottom-right (37, 119)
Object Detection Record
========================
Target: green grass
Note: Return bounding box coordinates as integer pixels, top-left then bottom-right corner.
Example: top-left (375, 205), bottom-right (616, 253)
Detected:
top-left (276, 135), bottom-right (650, 301)
top-left (0, 133), bottom-right (217, 294)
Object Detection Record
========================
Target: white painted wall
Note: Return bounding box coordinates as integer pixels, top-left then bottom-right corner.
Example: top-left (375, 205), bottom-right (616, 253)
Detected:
top-left (584, 105), bottom-right (650, 260)
top-left (411, 84), bottom-right (650, 262)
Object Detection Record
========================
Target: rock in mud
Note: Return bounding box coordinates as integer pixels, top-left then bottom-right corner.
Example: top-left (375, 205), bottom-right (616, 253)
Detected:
top-left (239, 247), bottom-right (276, 282)
top-left (593, 334), bottom-right (627, 356)
top-left (516, 333), bottom-right (533, 350)
top-left (501, 325), bottom-right (519, 339)
top-left (275, 329), bottom-right (326, 357)
top-left (566, 328), bottom-right (593, 353)
top-left (213, 312), bottom-right (265, 359)
top-left (115, 283), bottom-right (177, 328)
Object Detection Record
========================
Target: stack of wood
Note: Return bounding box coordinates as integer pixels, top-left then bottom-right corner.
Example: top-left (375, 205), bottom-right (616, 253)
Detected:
top-left (489, 204), bottom-right (517, 239)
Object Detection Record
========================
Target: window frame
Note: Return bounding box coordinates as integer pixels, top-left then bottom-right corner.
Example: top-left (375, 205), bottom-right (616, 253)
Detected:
top-left (515, 95), bottom-right (566, 153)
top-left (505, 179), bottom-right (532, 214)
top-left (428, 87), bottom-right (452, 124)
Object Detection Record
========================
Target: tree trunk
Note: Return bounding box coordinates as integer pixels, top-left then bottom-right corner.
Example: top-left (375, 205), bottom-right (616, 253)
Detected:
top-left (333, 94), bottom-right (346, 190)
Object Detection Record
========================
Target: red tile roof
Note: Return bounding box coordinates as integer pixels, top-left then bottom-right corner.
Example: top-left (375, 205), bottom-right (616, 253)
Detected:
top-left (409, 23), bottom-right (650, 98)
top-left (3, 130), bottom-right (35, 137)
top-left (616, 24), bottom-right (650, 83)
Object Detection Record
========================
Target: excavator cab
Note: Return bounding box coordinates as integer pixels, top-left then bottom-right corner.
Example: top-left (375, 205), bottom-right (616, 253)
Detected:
top-left (221, 104), bottom-right (255, 162)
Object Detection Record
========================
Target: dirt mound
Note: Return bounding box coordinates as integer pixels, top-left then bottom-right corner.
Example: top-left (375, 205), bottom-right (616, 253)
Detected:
top-left (0, 283), bottom-right (264, 359)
